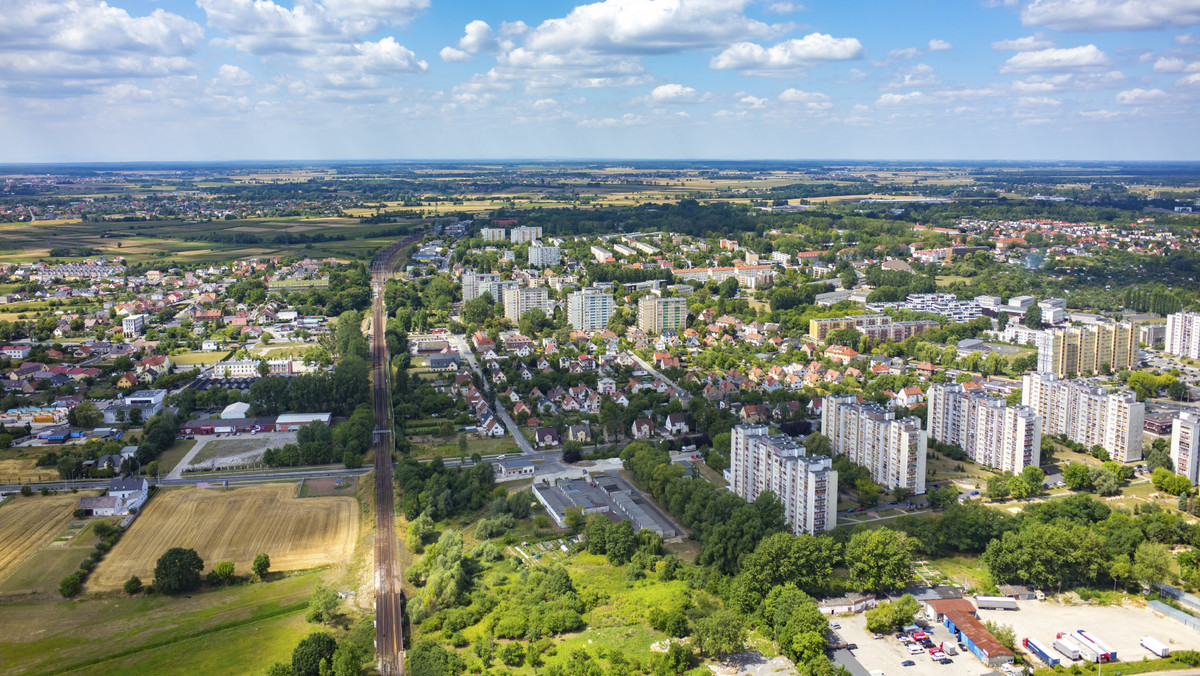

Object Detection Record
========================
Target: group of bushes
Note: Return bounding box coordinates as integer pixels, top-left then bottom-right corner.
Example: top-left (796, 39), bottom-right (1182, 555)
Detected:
top-left (59, 521), bottom-right (126, 597)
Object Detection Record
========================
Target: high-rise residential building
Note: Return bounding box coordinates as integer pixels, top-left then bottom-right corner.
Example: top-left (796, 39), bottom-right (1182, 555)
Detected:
top-left (927, 383), bottom-right (1041, 473)
top-left (1022, 372), bottom-right (1144, 462)
top-left (510, 226), bottom-right (543, 243)
top-left (503, 286), bottom-right (553, 323)
top-left (528, 245), bottom-right (562, 268)
top-left (637, 296), bottom-right (688, 334)
top-left (461, 271), bottom-right (501, 302)
top-left (821, 394), bottom-right (927, 493)
top-left (479, 279), bottom-right (519, 308)
top-left (730, 424), bottom-right (837, 535)
top-left (1036, 322), bottom-right (1137, 377)
top-left (1166, 311), bottom-right (1200, 360)
top-left (1171, 411), bottom-right (1200, 484)
top-left (566, 288), bottom-right (615, 331)
top-left (480, 227), bottom-right (506, 242)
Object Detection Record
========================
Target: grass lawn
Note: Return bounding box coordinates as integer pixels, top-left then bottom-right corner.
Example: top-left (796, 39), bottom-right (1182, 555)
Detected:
top-left (1032, 655), bottom-right (1199, 676)
top-left (926, 451), bottom-right (994, 486)
top-left (410, 436), bottom-right (517, 460)
top-left (155, 439), bottom-right (196, 475)
top-left (0, 569), bottom-right (332, 676)
top-left (66, 611), bottom-right (314, 676)
top-left (169, 351), bottom-right (225, 366)
top-left (926, 554), bottom-right (993, 592)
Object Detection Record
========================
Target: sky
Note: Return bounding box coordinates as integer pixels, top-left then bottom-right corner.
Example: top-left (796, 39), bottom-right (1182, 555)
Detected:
top-left (3, 0), bottom-right (1200, 162)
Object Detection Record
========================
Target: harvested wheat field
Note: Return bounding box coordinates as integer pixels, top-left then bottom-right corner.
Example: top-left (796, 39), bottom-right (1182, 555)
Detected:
top-left (0, 494), bottom-right (80, 585)
top-left (0, 459), bottom-right (58, 483)
top-left (89, 484), bottom-right (357, 591)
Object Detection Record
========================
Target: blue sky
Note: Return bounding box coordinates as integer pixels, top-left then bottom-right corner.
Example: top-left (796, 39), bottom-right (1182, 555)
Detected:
top-left (3, 0), bottom-right (1200, 161)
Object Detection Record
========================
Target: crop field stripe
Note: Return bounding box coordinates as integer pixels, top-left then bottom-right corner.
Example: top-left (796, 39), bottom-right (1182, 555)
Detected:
top-left (89, 485), bottom-right (356, 591)
top-left (43, 600), bottom-right (309, 675)
top-left (0, 496), bottom-right (79, 586)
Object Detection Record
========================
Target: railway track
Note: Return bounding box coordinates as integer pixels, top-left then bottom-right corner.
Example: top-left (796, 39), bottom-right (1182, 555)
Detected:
top-left (369, 234), bottom-right (421, 675)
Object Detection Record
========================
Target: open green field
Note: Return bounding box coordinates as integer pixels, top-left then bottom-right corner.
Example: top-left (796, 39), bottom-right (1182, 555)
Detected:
top-left (0, 569), bottom-right (330, 676)
top-left (155, 439), bottom-right (196, 475)
top-left (935, 275), bottom-right (972, 286)
top-left (0, 217), bottom-right (425, 265)
top-left (169, 351), bottom-right (226, 366)
top-left (409, 435), bottom-right (518, 459)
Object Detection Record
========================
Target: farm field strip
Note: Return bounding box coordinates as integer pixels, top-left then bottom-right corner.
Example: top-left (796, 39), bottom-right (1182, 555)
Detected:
top-left (0, 495), bottom-right (82, 585)
top-left (89, 484), bottom-right (356, 590)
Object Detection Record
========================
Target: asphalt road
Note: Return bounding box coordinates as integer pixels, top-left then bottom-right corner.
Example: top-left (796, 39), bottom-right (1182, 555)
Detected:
top-left (450, 333), bottom-right (535, 455)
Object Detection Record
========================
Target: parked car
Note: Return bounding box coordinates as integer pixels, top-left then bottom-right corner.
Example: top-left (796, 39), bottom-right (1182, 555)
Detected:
top-left (873, 633), bottom-right (885, 640)
top-left (938, 658), bottom-right (953, 665)
top-left (901, 660), bottom-right (915, 667)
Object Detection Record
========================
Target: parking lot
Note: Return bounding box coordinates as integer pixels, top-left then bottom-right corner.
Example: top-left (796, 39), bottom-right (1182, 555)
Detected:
top-left (831, 599), bottom-right (1200, 676)
top-left (976, 600), bottom-right (1200, 666)
top-left (831, 612), bottom-right (969, 676)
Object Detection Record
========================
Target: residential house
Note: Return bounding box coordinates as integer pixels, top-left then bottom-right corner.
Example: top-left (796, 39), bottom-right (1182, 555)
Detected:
top-left (631, 418), bottom-right (653, 439)
top-left (534, 426), bottom-right (560, 448)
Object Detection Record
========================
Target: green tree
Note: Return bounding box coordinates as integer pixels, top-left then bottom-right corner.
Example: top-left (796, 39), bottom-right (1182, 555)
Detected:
top-left (606, 520), bottom-right (636, 565)
top-left (840, 270), bottom-right (857, 290)
top-left (407, 511), bottom-right (436, 553)
top-left (984, 620), bottom-right (1017, 651)
top-left (1024, 305), bottom-right (1042, 328)
top-left (1021, 465), bottom-right (1046, 496)
top-left (306, 584), bottom-right (342, 625)
top-left (986, 474), bottom-right (1012, 500)
top-left (804, 433), bottom-right (832, 458)
top-left (124, 575), bottom-right (143, 595)
top-left (252, 553), bottom-right (271, 579)
top-left (292, 632), bottom-right (338, 676)
top-left (1063, 462), bottom-right (1092, 490)
top-left (693, 609), bottom-right (746, 659)
top-left (845, 529), bottom-right (913, 592)
top-left (1133, 541), bottom-right (1172, 587)
top-left (213, 560), bottom-right (236, 584)
top-left (153, 547), bottom-right (204, 595)
top-left (331, 642), bottom-right (363, 676)
top-left (59, 572), bottom-right (83, 597)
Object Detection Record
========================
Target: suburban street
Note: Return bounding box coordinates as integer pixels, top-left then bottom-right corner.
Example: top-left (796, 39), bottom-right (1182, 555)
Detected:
top-left (627, 351), bottom-right (689, 399)
top-left (449, 333), bottom-right (535, 456)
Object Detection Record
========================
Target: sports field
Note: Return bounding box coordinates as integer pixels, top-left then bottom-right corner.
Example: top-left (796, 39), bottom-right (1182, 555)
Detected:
top-left (89, 484), bottom-right (357, 590)
top-left (0, 494), bottom-right (81, 585)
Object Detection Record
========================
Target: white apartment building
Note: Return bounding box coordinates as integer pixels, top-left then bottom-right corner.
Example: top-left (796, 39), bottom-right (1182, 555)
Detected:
top-left (215, 359), bottom-right (261, 379)
top-left (822, 394), bottom-right (927, 494)
top-left (637, 296), bottom-right (688, 334)
top-left (1038, 297), bottom-right (1067, 325)
top-left (1166, 311), bottom-right (1200, 360)
top-left (1171, 411), bottom-right (1200, 484)
top-left (122, 313), bottom-right (147, 338)
top-left (612, 243), bottom-right (636, 257)
top-left (771, 251), bottom-right (792, 265)
top-left (510, 226), bottom-right (543, 243)
top-left (591, 245), bottom-right (614, 264)
top-left (1022, 372), bottom-right (1144, 462)
top-left (480, 227), bottom-right (506, 242)
top-left (566, 288), bottom-right (615, 331)
top-left (503, 286), bottom-right (553, 323)
top-left (461, 271), bottom-right (500, 302)
top-left (730, 424), bottom-right (837, 535)
top-left (927, 383), bottom-right (1042, 473)
top-left (528, 245), bottom-right (562, 268)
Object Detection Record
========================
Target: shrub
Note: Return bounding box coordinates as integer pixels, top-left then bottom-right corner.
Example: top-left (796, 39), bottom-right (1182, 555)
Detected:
top-left (124, 576), bottom-right (143, 595)
top-left (59, 572), bottom-right (83, 597)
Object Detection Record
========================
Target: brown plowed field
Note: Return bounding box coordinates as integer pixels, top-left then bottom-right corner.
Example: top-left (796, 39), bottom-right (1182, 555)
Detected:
top-left (89, 484), bottom-right (357, 591)
top-left (0, 494), bottom-right (79, 585)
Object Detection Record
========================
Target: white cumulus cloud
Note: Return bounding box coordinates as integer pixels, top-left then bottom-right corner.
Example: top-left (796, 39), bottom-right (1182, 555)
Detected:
top-left (991, 34), bottom-right (1055, 51)
top-left (525, 0), bottom-right (781, 55)
top-left (1020, 0), bottom-right (1200, 31)
top-left (649, 83), bottom-right (701, 102)
top-left (1153, 56), bottom-right (1200, 72)
top-left (710, 33), bottom-right (864, 72)
top-left (876, 91), bottom-right (927, 107)
top-left (1115, 87), bottom-right (1167, 103)
top-left (927, 39), bottom-right (952, 51)
top-left (1000, 44), bottom-right (1112, 72)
